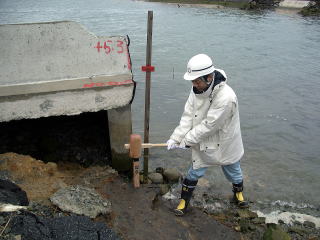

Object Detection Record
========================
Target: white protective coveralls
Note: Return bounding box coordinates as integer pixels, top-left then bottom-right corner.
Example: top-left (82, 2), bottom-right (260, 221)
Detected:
top-left (170, 69), bottom-right (244, 169)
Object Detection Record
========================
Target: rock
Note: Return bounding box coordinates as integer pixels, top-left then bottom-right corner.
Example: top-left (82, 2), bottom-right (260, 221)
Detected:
top-left (288, 226), bottom-right (309, 236)
top-left (50, 185), bottom-right (112, 218)
top-left (0, 179), bottom-right (29, 206)
top-left (236, 209), bottom-right (258, 219)
top-left (0, 216), bottom-right (5, 225)
top-left (139, 174), bottom-right (144, 183)
top-left (159, 184), bottom-right (170, 195)
top-left (239, 218), bottom-right (256, 232)
top-left (252, 217), bottom-right (266, 224)
top-left (0, 170), bottom-right (11, 180)
top-left (155, 167), bottom-right (164, 175)
top-left (308, 235), bottom-right (319, 240)
top-left (197, 178), bottom-right (210, 188)
top-left (14, 235), bottom-right (22, 240)
top-left (248, 224), bottom-right (256, 231)
top-left (263, 224), bottom-right (291, 240)
top-left (300, 1), bottom-right (320, 17)
top-left (239, 219), bottom-right (250, 233)
top-left (303, 221), bottom-right (316, 228)
top-left (163, 168), bottom-right (181, 183)
top-left (148, 173), bottom-right (163, 184)
top-left (28, 201), bottom-right (58, 217)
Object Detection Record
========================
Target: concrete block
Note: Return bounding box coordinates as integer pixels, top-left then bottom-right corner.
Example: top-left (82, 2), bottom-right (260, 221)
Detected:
top-left (0, 21), bottom-right (134, 122)
top-left (108, 105), bottom-right (132, 172)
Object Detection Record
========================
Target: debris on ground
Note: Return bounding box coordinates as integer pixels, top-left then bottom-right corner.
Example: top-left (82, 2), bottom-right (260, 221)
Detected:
top-left (11, 212), bottom-right (120, 240)
top-left (50, 185), bottom-right (112, 218)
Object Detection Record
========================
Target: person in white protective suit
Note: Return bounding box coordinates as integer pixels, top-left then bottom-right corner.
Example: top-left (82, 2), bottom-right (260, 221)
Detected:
top-left (167, 54), bottom-right (249, 216)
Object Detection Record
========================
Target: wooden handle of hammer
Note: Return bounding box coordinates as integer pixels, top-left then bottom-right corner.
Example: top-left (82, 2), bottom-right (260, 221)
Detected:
top-left (124, 143), bottom-right (167, 150)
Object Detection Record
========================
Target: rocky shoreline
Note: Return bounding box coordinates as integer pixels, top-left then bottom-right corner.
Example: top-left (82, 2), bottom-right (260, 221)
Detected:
top-left (144, 0), bottom-right (320, 16)
top-left (0, 153), bottom-right (319, 240)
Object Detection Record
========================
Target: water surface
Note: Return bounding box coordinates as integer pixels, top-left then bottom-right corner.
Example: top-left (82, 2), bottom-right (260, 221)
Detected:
top-left (1, 0), bottom-right (320, 209)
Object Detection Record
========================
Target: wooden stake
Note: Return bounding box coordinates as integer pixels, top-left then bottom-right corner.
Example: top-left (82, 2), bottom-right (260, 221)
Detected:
top-left (129, 134), bottom-right (142, 188)
top-left (143, 11), bottom-right (154, 183)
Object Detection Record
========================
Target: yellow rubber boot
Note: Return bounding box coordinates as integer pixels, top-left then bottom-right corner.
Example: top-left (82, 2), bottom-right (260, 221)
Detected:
top-left (174, 199), bottom-right (186, 216)
top-left (232, 182), bottom-right (249, 208)
top-left (174, 179), bottom-right (198, 216)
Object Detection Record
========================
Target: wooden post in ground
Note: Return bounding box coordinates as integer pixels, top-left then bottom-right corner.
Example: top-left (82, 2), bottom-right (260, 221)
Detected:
top-left (142, 11), bottom-right (154, 183)
top-left (129, 134), bottom-right (142, 188)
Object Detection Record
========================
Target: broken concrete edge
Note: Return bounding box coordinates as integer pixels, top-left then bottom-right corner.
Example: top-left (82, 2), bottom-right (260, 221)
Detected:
top-left (50, 185), bottom-right (112, 219)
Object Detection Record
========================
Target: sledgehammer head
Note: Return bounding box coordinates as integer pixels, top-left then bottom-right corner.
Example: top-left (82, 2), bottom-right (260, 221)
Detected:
top-left (129, 134), bottom-right (142, 158)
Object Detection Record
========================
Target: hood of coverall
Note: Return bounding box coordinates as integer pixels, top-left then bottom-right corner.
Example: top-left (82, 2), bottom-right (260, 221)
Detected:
top-left (193, 69), bottom-right (227, 96)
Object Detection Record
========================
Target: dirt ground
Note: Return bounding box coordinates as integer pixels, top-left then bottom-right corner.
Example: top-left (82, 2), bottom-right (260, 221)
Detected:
top-left (96, 177), bottom-right (240, 240)
top-left (0, 152), bottom-right (240, 240)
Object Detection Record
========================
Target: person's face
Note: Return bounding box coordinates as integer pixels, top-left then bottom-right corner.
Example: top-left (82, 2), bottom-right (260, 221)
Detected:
top-left (191, 74), bottom-right (213, 92)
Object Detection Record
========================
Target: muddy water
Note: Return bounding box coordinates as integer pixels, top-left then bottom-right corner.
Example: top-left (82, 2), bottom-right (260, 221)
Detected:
top-left (0, 0), bottom-right (320, 211)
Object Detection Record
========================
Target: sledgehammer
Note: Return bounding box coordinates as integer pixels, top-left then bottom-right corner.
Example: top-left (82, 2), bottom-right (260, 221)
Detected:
top-left (124, 143), bottom-right (167, 150)
top-left (125, 134), bottom-right (167, 188)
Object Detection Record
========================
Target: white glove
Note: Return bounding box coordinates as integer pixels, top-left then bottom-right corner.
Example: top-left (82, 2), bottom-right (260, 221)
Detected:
top-left (166, 139), bottom-right (179, 150)
top-left (179, 139), bottom-right (189, 149)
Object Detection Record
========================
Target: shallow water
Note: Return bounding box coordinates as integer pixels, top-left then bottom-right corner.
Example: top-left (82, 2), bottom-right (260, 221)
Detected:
top-left (0, 0), bottom-right (320, 210)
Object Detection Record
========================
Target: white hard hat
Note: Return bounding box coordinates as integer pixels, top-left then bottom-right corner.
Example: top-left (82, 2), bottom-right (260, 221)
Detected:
top-left (184, 54), bottom-right (215, 81)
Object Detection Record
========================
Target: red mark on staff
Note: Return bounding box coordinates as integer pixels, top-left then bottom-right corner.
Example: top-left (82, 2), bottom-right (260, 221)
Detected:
top-left (83, 79), bottom-right (133, 88)
top-left (141, 65), bottom-right (155, 72)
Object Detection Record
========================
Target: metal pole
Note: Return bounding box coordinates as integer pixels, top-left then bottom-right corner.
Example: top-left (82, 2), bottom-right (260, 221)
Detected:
top-left (143, 11), bottom-right (153, 183)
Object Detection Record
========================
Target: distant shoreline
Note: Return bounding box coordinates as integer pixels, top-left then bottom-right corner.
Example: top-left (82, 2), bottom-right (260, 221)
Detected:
top-left (144, 0), bottom-right (308, 11)
top-left (145, 0), bottom-right (249, 9)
